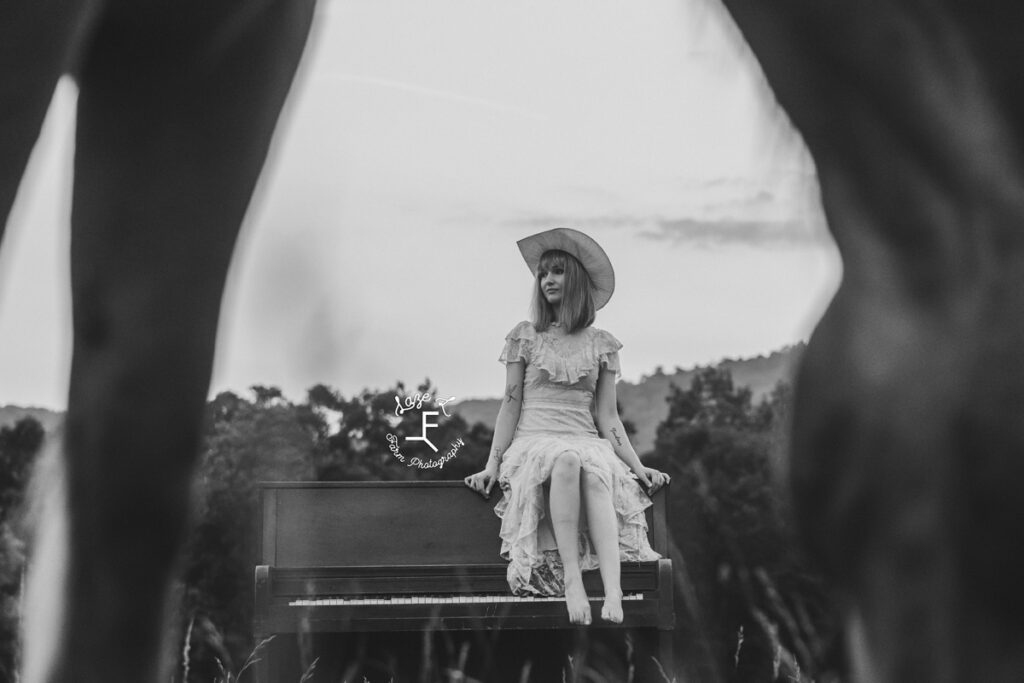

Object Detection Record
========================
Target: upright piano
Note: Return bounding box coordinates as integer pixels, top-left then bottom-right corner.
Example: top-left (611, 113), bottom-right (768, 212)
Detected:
top-left (254, 481), bottom-right (674, 681)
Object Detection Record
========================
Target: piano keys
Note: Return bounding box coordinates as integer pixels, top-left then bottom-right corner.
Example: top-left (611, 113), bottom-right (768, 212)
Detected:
top-left (288, 594), bottom-right (644, 606)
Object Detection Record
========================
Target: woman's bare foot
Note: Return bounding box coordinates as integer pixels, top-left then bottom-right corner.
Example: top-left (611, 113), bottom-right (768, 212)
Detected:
top-left (564, 577), bottom-right (591, 625)
top-left (601, 588), bottom-right (623, 623)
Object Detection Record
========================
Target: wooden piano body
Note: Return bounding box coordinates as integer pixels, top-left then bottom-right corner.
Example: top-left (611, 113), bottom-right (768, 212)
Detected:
top-left (254, 481), bottom-right (674, 681)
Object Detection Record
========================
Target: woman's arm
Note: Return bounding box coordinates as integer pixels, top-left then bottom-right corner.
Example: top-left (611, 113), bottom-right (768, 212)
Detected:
top-left (486, 360), bottom-right (525, 471)
top-left (465, 360), bottom-right (525, 497)
top-left (594, 366), bottom-right (670, 494)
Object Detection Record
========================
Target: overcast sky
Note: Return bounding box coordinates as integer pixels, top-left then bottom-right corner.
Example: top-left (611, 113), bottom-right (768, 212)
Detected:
top-left (0, 0), bottom-right (841, 410)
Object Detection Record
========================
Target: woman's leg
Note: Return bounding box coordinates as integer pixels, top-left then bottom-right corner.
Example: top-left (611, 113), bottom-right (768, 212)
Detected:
top-left (581, 471), bottom-right (624, 623)
top-left (549, 450), bottom-right (591, 625)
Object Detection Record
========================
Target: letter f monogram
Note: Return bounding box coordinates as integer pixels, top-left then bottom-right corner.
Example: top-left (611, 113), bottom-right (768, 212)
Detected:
top-left (405, 410), bottom-right (440, 452)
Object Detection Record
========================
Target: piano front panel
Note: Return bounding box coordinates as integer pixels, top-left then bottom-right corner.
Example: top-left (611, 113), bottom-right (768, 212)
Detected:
top-left (269, 484), bottom-right (504, 568)
top-left (260, 482), bottom-right (664, 567)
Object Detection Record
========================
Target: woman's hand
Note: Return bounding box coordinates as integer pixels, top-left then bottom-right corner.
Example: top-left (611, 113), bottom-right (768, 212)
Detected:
top-left (464, 465), bottom-right (500, 498)
top-left (635, 466), bottom-right (670, 496)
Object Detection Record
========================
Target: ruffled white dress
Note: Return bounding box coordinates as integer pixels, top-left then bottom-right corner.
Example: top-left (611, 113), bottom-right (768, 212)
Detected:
top-left (494, 320), bottom-right (662, 596)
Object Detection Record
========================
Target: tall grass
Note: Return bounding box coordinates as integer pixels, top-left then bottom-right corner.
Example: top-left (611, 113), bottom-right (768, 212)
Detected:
top-left (178, 626), bottom-right (319, 683)
top-left (177, 618), bottom-right (678, 683)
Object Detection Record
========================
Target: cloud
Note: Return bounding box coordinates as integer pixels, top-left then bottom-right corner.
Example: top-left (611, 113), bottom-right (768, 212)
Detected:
top-left (493, 212), bottom-right (830, 248)
top-left (502, 214), bottom-right (647, 230)
top-left (640, 216), bottom-right (830, 247)
top-left (448, 172), bottom-right (830, 247)
top-left (705, 189), bottom-right (775, 210)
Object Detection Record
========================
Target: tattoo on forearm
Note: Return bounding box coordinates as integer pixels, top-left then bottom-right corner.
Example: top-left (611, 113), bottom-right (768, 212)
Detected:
top-left (610, 427), bottom-right (623, 447)
top-left (504, 383), bottom-right (519, 404)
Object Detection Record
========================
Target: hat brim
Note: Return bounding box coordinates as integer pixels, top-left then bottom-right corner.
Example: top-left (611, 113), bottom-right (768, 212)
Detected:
top-left (517, 227), bottom-right (615, 310)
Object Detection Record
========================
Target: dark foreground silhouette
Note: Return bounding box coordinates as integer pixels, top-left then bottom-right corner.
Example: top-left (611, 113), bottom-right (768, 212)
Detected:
top-left (722, 1), bottom-right (1024, 681)
top-left (0, 1), bottom-right (316, 681)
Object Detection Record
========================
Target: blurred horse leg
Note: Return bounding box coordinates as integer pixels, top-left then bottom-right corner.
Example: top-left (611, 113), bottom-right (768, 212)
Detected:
top-left (720, 1), bottom-right (1024, 681)
top-left (1, 2), bottom-right (96, 677)
top-left (0, 0), bottom-right (97, 239)
top-left (6, 1), bottom-right (317, 682)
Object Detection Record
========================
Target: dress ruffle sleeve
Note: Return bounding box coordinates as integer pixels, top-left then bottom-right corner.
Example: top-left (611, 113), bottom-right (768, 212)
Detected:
top-left (594, 328), bottom-right (624, 381)
top-left (498, 320), bottom-right (535, 365)
top-left (527, 325), bottom-right (625, 385)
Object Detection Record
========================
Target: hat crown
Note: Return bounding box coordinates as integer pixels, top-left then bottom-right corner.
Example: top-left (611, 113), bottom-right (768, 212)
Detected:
top-left (517, 227), bottom-right (615, 310)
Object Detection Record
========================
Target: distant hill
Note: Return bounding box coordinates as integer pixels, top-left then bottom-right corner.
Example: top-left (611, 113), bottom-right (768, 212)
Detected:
top-left (451, 344), bottom-right (805, 456)
top-left (0, 405), bottom-right (64, 434)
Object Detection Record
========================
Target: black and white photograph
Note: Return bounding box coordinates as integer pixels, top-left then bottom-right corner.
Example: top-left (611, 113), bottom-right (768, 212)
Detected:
top-left (1, 1), bottom-right (1020, 682)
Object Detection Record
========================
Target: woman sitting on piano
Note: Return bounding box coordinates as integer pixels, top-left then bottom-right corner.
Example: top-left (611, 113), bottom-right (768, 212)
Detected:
top-left (464, 227), bottom-right (670, 626)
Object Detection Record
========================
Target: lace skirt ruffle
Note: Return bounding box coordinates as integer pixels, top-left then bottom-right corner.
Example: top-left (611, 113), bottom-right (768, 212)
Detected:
top-left (494, 433), bottom-right (662, 596)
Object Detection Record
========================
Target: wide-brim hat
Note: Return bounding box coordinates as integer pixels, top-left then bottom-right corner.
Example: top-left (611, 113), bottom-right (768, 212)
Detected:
top-left (517, 227), bottom-right (615, 310)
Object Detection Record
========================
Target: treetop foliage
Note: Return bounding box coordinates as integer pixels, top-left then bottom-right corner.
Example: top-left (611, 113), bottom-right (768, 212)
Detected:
top-left (648, 366), bottom-right (840, 681)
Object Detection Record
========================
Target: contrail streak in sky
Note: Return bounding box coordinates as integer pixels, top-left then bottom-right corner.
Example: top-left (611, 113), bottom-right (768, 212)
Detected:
top-left (323, 73), bottom-right (548, 122)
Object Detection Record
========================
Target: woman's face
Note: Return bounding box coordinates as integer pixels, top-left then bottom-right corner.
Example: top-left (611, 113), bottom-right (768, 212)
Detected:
top-left (538, 261), bottom-right (566, 307)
